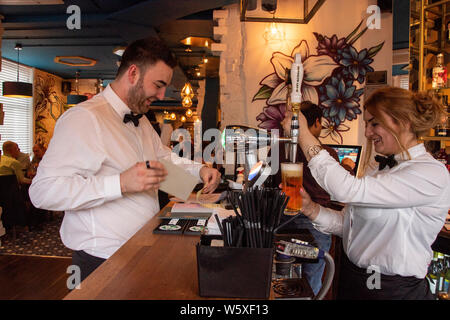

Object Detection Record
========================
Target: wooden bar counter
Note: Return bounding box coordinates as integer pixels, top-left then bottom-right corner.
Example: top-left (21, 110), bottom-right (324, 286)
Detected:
top-left (64, 203), bottom-right (208, 300)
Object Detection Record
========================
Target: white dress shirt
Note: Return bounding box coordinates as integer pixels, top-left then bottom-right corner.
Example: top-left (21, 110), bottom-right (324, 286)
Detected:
top-left (29, 85), bottom-right (204, 259)
top-left (309, 143), bottom-right (450, 278)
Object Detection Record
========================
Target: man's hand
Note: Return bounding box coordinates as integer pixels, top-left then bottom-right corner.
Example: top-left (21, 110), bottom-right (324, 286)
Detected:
top-left (120, 161), bottom-right (168, 194)
top-left (341, 157), bottom-right (356, 170)
top-left (281, 109), bottom-right (293, 136)
top-left (199, 166), bottom-right (221, 194)
top-left (281, 108), bottom-right (309, 137)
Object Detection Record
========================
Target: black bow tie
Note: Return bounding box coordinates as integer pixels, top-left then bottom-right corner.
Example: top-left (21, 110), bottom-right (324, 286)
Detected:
top-left (123, 113), bottom-right (143, 127)
top-left (375, 154), bottom-right (398, 170)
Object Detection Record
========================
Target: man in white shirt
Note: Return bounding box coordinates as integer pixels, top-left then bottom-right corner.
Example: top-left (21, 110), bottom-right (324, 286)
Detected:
top-left (29, 37), bottom-right (221, 282)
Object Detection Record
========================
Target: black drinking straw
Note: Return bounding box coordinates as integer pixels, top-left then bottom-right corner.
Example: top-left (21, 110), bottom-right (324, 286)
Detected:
top-left (247, 192), bottom-right (257, 248)
top-left (214, 214), bottom-right (225, 244)
top-left (239, 194), bottom-right (252, 248)
top-left (249, 191), bottom-right (259, 248)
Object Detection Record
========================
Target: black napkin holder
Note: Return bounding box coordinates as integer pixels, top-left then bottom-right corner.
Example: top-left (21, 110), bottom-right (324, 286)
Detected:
top-left (196, 235), bottom-right (274, 299)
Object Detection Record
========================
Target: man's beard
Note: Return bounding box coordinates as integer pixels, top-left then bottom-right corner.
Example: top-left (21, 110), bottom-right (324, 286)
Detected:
top-left (127, 78), bottom-right (151, 114)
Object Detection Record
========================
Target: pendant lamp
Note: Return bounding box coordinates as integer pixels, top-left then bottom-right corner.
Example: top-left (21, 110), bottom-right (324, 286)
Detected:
top-left (67, 71), bottom-right (87, 106)
top-left (181, 82), bottom-right (194, 99)
top-left (2, 43), bottom-right (33, 98)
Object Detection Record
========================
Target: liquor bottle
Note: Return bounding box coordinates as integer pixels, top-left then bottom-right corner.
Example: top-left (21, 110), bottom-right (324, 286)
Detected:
top-left (428, 252), bottom-right (439, 296)
top-left (442, 254), bottom-right (450, 293)
top-left (437, 252), bottom-right (445, 293)
top-left (436, 95), bottom-right (449, 137)
top-left (445, 255), bottom-right (450, 293)
top-left (432, 53), bottom-right (447, 89)
top-left (435, 148), bottom-right (448, 172)
top-left (448, 21), bottom-right (450, 44)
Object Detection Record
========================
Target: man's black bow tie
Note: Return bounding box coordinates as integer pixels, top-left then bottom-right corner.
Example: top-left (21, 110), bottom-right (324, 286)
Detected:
top-left (123, 113), bottom-right (143, 127)
top-left (375, 154), bottom-right (398, 170)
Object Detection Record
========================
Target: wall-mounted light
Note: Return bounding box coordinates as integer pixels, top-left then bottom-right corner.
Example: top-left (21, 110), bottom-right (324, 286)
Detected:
top-left (263, 20), bottom-right (285, 42)
top-left (2, 43), bottom-right (33, 98)
top-left (240, 0), bottom-right (326, 24)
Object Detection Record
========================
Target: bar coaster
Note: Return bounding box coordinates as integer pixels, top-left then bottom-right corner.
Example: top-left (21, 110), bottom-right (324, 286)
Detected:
top-left (184, 219), bottom-right (208, 236)
top-left (153, 218), bottom-right (187, 235)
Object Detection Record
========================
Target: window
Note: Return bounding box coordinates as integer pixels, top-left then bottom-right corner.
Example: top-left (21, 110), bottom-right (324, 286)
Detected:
top-left (0, 58), bottom-right (34, 155)
top-left (392, 74), bottom-right (409, 90)
top-left (399, 74), bottom-right (409, 90)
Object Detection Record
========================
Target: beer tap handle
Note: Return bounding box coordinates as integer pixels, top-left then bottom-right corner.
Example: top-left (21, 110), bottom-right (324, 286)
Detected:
top-left (290, 112), bottom-right (299, 163)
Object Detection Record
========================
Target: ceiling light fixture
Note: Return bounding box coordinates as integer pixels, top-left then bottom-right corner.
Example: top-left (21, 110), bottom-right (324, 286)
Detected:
top-left (182, 96), bottom-right (193, 108)
top-left (2, 43), bottom-right (33, 98)
top-left (113, 46), bottom-right (126, 56)
top-left (186, 108), bottom-right (193, 118)
top-left (67, 71), bottom-right (87, 106)
top-left (181, 82), bottom-right (194, 99)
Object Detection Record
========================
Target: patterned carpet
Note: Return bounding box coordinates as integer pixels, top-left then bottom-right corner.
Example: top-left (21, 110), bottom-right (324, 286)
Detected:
top-left (0, 212), bottom-right (72, 258)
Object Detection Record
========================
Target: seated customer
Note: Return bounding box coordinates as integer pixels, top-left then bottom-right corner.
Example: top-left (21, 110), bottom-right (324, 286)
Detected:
top-left (0, 141), bottom-right (30, 229)
top-left (17, 150), bottom-right (31, 174)
top-left (27, 143), bottom-right (47, 179)
top-left (0, 141), bottom-right (31, 185)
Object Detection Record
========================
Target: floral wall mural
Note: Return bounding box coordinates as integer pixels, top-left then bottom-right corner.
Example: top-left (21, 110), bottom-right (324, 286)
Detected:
top-left (254, 21), bottom-right (384, 144)
top-left (33, 69), bottom-right (66, 147)
top-left (33, 70), bottom-right (99, 147)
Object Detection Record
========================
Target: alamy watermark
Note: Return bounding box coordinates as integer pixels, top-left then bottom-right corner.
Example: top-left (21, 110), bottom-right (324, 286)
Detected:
top-left (66, 5), bottom-right (81, 30)
top-left (366, 5), bottom-right (381, 30)
top-left (170, 126), bottom-right (280, 186)
top-left (66, 265), bottom-right (81, 290)
top-left (366, 265), bottom-right (381, 290)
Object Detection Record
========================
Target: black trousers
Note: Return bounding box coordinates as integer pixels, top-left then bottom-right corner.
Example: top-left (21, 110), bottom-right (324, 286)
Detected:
top-left (72, 250), bottom-right (106, 283)
top-left (337, 253), bottom-right (434, 300)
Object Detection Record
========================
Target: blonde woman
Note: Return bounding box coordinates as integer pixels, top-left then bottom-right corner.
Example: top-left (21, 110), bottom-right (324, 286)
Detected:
top-left (296, 87), bottom-right (449, 299)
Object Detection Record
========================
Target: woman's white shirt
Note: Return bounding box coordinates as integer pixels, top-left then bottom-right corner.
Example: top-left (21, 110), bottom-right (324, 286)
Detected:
top-left (309, 144), bottom-right (450, 278)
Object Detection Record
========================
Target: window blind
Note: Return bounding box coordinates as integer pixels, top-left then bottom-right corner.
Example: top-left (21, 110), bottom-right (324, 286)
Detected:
top-left (399, 74), bottom-right (409, 90)
top-left (0, 58), bottom-right (34, 155)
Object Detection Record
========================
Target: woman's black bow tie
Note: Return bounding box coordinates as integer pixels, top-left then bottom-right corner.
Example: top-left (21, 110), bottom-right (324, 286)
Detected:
top-left (123, 112), bottom-right (143, 127)
top-left (375, 154), bottom-right (398, 170)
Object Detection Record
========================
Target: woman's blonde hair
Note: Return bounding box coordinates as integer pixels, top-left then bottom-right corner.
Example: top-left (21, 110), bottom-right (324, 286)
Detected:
top-left (358, 86), bottom-right (445, 177)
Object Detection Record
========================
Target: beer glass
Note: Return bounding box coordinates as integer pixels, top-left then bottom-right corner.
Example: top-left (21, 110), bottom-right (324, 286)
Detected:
top-left (281, 162), bottom-right (303, 215)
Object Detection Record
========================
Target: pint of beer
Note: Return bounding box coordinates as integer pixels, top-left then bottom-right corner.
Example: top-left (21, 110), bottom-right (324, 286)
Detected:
top-left (281, 162), bottom-right (303, 214)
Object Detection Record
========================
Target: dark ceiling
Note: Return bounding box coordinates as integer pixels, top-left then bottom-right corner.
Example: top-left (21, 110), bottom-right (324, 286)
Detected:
top-left (0, 0), bottom-right (237, 98)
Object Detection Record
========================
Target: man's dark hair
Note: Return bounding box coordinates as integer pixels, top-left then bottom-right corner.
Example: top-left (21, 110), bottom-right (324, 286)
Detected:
top-left (300, 101), bottom-right (323, 127)
top-left (116, 37), bottom-right (177, 78)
